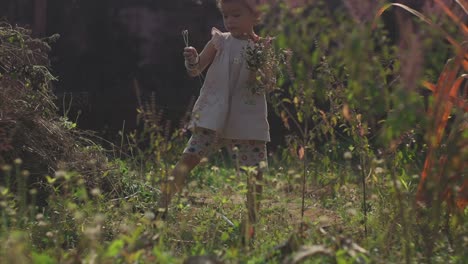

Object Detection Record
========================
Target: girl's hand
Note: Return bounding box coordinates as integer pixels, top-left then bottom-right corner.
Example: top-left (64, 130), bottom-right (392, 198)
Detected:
top-left (183, 47), bottom-right (199, 64)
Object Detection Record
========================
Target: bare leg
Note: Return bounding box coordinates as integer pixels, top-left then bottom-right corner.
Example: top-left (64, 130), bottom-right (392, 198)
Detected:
top-left (158, 153), bottom-right (200, 212)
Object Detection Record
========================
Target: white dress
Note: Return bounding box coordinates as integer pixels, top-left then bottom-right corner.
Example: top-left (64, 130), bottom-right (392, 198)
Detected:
top-left (188, 27), bottom-right (270, 142)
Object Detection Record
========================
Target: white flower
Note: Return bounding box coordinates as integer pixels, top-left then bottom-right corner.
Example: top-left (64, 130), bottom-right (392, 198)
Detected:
top-left (343, 151), bottom-right (352, 160)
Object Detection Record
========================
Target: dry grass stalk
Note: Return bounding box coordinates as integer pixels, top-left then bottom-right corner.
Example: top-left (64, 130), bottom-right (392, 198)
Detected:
top-left (375, 0), bottom-right (468, 209)
top-left (0, 24), bottom-right (118, 198)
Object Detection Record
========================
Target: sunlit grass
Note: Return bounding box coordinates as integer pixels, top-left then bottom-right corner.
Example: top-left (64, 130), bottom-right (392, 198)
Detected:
top-left (1, 155), bottom-right (466, 263)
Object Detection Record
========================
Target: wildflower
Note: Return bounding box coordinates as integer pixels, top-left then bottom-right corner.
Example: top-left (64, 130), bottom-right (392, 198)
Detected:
top-left (54, 170), bottom-right (66, 178)
top-left (119, 223), bottom-right (131, 233)
top-left (144, 211), bottom-right (155, 220)
top-left (1, 165), bottom-right (12, 172)
top-left (346, 208), bottom-right (358, 216)
top-left (35, 213), bottom-right (44, 221)
top-left (374, 167), bottom-right (385, 174)
top-left (343, 151), bottom-right (352, 160)
top-left (91, 188), bottom-right (101, 196)
top-left (94, 214), bottom-right (105, 225)
top-left (318, 215), bottom-right (330, 225)
top-left (372, 158), bottom-right (384, 165)
top-left (84, 225), bottom-right (101, 240)
top-left (242, 36), bottom-right (287, 94)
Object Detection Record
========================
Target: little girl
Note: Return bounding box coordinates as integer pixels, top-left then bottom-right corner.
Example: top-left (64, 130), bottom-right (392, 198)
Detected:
top-left (158, 0), bottom-right (270, 224)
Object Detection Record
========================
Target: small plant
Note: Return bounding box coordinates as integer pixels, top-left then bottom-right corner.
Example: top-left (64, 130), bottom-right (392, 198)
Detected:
top-left (243, 36), bottom-right (289, 94)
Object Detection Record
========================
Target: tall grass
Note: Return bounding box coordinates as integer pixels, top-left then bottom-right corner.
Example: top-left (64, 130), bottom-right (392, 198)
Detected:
top-left (0, 2), bottom-right (467, 263)
top-left (375, 1), bottom-right (467, 261)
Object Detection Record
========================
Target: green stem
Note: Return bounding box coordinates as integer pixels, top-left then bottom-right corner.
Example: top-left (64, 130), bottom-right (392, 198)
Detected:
top-left (360, 153), bottom-right (368, 237)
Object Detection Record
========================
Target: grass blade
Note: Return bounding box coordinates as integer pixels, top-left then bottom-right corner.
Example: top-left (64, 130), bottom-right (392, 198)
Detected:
top-left (435, 0), bottom-right (468, 36)
top-left (374, 3), bottom-right (467, 59)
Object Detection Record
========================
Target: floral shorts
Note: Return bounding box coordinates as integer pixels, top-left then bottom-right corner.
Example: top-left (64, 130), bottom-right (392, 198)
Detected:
top-left (183, 128), bottom-right (267, 169)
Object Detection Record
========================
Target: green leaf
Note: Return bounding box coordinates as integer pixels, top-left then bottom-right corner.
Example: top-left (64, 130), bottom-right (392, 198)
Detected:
top-left (311, 50), bottom-right (320, 65)
top-left (105, 239), bottom-right (125, 257)
top-left (221, 232), bottom-right (230, 242)
top-left (46, 175), bottom-right (56, 184)
top-left (32, 252), bottom-right (56, 264)
top-left (297, 112), bottom-right (303, 123)
top-left (335, 249), bottom-right (349, 264)
top-left (74, 187), bottom-right (88, 201)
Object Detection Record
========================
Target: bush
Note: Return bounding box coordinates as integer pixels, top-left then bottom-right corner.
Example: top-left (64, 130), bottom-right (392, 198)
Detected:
top-left (0, 23), bottom-right (121, 203)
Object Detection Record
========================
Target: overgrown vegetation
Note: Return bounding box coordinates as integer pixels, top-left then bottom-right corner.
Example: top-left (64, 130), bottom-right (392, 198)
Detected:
top-left (0, 23), bottom-right (125, 199)
top-left (0, 0), bottom-right (467, 263)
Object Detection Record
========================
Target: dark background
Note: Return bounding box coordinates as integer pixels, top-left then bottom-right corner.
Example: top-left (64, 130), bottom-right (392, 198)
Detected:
top-left (0, 0), bottom-right (427, 148)
top-left (0, 0), bottom-right (241, 142)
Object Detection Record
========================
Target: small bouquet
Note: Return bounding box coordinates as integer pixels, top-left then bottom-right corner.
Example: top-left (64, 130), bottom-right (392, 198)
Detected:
top-left (243, 36), bottom-right (288, 95)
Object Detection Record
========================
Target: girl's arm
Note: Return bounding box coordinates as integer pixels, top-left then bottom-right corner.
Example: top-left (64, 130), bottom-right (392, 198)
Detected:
top-left (184, 40), bottom-right (217, 77)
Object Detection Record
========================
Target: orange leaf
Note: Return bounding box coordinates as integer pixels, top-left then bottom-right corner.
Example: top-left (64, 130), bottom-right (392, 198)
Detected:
top-left (424, 76), bottom-right (468, 113)
top-left (376, 2), bottom-right (468, 209)
top-left (435, 59), bottom-right (459, 95)
top-left (456, 180), bottom-right (468, 209)
top-left (298, 146), bottom-right (305, 160)
top-left (374, 4), bottom-right (430, 29)
top-left (373, 3), bottom-right (465, 56)
top-left (342, 104), bottom-right (351, 121)
top-left (417, 71), bottom-right (466, 205)
top-left (451, 96), bottom-right (468, 112)
top-left (422, 81), bottom-right (436, 92)
top-left (281, 111), bottom-right (290, 130)
top-left (430, 61), bottom-right (460, 135)
top-left (419, 150), bottom-right (433, 185)
top-left (455, 0), bottom-right (468, 13)
top-left (434, 0), bottom-right (468, 36)
top-left (450, 74), bottom-right (467, 97)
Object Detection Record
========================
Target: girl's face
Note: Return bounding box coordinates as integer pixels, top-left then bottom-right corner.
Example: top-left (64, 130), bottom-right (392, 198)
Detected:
top-left (220, 1), bottom-right (257, 39)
